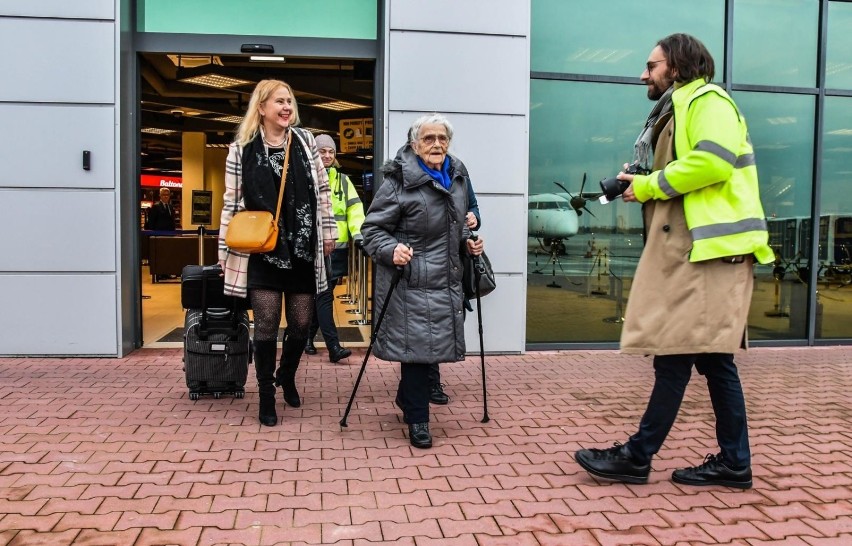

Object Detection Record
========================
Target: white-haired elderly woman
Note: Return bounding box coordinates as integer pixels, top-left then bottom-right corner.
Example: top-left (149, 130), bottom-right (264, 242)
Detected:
top-left (361, 113), bottom-right (484, 449)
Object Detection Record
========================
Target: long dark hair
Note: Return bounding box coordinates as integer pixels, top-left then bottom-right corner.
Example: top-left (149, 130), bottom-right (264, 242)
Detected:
top-left (657, 33), bottom-right (715, 83)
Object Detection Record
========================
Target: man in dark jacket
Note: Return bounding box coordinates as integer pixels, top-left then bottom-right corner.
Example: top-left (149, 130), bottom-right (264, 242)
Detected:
top-left (145, 188), bottom-right (177, 231)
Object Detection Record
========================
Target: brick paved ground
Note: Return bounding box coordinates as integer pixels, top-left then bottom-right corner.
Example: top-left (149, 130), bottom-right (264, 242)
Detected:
top-left (1, 346), bottom-right (850, 545)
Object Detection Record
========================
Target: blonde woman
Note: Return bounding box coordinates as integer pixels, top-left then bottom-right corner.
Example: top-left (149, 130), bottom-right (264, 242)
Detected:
top-left (218, 79), bottom-right (337, 426)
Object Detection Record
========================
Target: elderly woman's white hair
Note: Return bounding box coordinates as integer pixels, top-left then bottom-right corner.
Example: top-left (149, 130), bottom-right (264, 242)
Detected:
top-left (407, 113), bottom-right (454, 147)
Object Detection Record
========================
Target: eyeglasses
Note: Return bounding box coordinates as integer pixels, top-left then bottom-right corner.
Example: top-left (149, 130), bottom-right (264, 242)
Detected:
top-left (645, 59), bottom-right (665, 73)
top-left (419, 134), bottom-right (449, 146)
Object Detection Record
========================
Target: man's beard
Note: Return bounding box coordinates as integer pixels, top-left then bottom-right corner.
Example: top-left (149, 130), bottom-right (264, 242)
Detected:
top-left (647, 72), bottom-right (674, 100)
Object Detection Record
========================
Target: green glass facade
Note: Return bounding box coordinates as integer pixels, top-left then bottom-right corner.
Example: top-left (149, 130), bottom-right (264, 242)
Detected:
top-left (138, 0), bottom-right (377, 39)
top-left (529, 0), bottom-right (852, 346)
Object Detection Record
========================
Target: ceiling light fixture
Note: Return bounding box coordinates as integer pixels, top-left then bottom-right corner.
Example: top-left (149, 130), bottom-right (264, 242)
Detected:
top-left (312, 100), bottom-right (369, 112)
top-left (250, 55), bottom-right (285, 62)
top-left (212, 115), bottom-right (244, 124)
top-left (141, 128), bottom-right (176, 135)
top-left (176, 65), bottom-right (253, 89)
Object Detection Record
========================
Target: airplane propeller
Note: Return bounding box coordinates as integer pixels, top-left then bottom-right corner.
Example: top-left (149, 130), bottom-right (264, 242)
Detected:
top-left (554, 173), bottom-right (597, 217)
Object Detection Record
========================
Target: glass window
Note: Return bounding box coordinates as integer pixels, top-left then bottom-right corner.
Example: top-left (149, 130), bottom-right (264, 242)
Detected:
top-left (138, 0), bottom-right (377, 39)
top-left (826, 1), bottom-right (852, 89)
top-left (735, 91), bottom-right (816, 340)
top-left (733, 0), bottom-right (818, 87)
top-left (531, 0), bottom-right (724, 77)
top-left (816, 97), bottom-right (852, 338)
top-left (528, 80), bottom-right (650, 343)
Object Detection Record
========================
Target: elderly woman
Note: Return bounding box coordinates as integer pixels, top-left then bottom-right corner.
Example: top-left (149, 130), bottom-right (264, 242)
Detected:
top-left (218, 79), bottom-right (336, 427)
top-left (361, 113), bottom-right (484, 449)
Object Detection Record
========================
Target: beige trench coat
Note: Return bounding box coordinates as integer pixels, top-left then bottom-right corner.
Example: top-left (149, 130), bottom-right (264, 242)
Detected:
top-left (620, 113), bottom-right (753, 355)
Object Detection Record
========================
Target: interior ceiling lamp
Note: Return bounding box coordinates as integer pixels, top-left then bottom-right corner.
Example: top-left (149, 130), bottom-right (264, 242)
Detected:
top-left (177, 65), bottom-right (253, 89)
top-left (312, 100), bottom-right (369, 112)
top-left (211, 115), bottom-right (244, 124)
top-left (141, 128), bottom-right (176, 135)
top-left (250, 55), bottom-right (285, 62)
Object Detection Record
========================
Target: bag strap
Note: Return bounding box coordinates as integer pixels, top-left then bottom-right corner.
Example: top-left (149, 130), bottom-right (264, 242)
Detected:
top-left (272, 133), bottom-right (292, 225)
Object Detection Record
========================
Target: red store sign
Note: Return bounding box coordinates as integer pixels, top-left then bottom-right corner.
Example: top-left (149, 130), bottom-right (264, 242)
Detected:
top-left (140, 175), bottom-right (183, 189)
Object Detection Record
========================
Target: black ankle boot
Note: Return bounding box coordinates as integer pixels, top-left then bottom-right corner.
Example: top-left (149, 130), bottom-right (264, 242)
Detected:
top-left (254, 340), bottom-right (278, 426)
top-left (276, 331), bottom-right (305, 408)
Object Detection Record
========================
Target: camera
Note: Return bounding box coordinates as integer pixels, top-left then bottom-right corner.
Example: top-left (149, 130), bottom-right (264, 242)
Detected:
top-left (599, 162), bottom-right (651, 203)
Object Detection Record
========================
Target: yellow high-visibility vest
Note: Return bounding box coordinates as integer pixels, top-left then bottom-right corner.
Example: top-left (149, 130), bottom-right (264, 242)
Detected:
top-left (632, 78), bottom-right (775, 264)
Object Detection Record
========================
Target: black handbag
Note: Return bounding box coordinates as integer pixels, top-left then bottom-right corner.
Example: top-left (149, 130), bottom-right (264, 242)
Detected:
top-left (462, 251), bottom-right (496, 299)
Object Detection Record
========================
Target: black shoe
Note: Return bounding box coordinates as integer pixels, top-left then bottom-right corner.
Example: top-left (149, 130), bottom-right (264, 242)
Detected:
top-left (429, 383), bottom-right (449, 405)
top-left (329, 344), bottom-right (352, 363)
top-left (574, 442), bottom-right (650, 484)
top-left (304, 339), bottom-right (317, 355)
top-left (672, 454), bottom-right (752, 489)
top-left (408, 422), bottom-right (432, 449)
top-left (394, 392), bottom-right (409, 424)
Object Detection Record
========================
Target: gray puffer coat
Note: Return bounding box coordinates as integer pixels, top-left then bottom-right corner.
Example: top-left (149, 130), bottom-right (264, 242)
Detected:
top-left (361, 144), bottom-right (471, 364)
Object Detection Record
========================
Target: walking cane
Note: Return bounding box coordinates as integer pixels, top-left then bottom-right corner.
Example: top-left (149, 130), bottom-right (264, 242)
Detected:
top-left (340, 264), bottom-right (404, 428)
top-left (470, 234), bottom-right (490, 423)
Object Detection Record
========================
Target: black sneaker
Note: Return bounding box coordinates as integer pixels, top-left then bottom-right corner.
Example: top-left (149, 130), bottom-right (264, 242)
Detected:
top-left (574, 442), bottom-right (650, 484)
top-left (672, 454), bottom-right (752, 489)
top-left (329, 344), bottom-right (352, 363)
top-left (429, 383), bottom-right (449, 405)
top-left (408, 422), bottom-right (432, 449)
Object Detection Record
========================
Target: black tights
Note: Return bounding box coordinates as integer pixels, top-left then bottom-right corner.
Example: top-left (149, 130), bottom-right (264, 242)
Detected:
top-left (250, 289), bottom-right (314, 341)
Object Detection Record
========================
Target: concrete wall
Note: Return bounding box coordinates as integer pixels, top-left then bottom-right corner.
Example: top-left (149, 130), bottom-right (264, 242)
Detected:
top-left (0, 1), bottom-right (121, 355)
top-left (383, 0), bottom-right (530, 353)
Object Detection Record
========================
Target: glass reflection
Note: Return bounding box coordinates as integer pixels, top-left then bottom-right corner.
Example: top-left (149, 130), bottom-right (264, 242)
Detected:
top-left (817, 97), bottom-right (852, 338)
top-left (531, 0), bottom-right (724, 77)
top-left (528, 80), bottom-right (650, 343)
top-left (827, 2), bottom-right (852, 90)
top-left (735, 92), bottom-right (815, 339)
top-left (732, 0), bottom-right (817, 87)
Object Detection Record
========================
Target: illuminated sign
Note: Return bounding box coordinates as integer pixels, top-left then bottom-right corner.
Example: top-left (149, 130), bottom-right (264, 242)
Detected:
top-left (140, 174), bottom-right (183, 188)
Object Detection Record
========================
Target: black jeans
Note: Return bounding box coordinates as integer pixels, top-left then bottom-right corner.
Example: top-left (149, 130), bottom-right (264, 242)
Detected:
top-left (397, 363), bottom-right (430, 424)
top-left (626, 353), bottom-right (751, 468)
top-left (310, 277), bottom-right (339, 347)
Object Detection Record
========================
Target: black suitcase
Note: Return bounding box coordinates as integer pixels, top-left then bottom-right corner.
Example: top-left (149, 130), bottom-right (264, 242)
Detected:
top-left (183, 307), bottom-right (251, 400)
top-left (181, 264), bottom-right (250, 310)
top-left (181, 263), bottom-right (252, 401)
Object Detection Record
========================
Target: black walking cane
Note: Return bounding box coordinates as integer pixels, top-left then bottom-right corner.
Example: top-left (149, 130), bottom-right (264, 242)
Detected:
top-left (340, 264), bottom-right (404, 428)
top-left (470, 234), bottom-right (490, 423)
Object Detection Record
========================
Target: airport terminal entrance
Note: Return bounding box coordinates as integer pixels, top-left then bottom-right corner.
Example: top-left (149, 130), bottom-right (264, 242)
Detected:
top-left (136, 50), bottom-right (376, 347)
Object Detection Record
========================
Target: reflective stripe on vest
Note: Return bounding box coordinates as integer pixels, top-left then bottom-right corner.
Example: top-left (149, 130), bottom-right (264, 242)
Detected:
top-left (691, 217), bottom-right (769, 241)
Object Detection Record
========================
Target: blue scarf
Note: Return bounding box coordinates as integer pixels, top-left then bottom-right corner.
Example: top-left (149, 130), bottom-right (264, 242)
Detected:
top-left (417, 156), bottom-right (452, 190)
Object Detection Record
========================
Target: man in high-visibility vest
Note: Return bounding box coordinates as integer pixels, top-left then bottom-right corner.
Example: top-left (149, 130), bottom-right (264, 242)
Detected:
top-left (305, 134), bottom-right (365, 363)
top-left (575, 33), bottom-right (774, 490)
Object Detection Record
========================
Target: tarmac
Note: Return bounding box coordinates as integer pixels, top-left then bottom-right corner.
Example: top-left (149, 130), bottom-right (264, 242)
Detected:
top-left (1, 345), bottom-right (851, 545)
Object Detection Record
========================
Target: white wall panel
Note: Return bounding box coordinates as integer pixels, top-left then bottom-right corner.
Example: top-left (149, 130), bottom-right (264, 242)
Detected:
top-left (388, 32), bottom-right (527, 115)
top-left (390, 0), bottom-right (528, 36)
top-left (388, 112), bottom-right (527, 195)
top-left (0, 104), bottom-right (115, 189)
top-left (0, 274), bottom-right (117, 355)
top-left (0, 190), bottom-right (116, 271)
top-left (0, 0), bottom-right (114, 19)
top-left (0, 18), bottom-right (114, 103)
top-left (463, 275), bottom-right (525, 353)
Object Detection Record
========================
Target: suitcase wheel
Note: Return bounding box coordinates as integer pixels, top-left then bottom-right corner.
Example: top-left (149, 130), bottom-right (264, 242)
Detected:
top-left (189, 392), bottom-right (200, 401)
top-left (235, 390), bottom-right (245, 399)
top-left (213, 392), bottom-right (221, 399)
